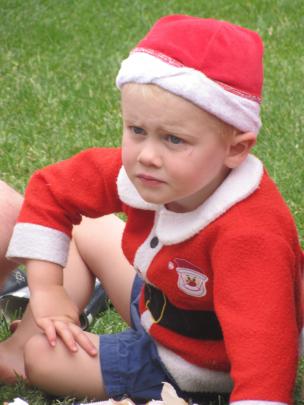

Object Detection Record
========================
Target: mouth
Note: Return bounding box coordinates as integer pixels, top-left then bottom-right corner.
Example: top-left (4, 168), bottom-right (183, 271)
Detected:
top-left (136, 173), bottom-right (165, 185)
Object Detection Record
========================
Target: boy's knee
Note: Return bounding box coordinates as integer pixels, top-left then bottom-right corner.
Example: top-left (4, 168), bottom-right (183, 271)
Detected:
top-left (24, 333), bottom-right (52, 384)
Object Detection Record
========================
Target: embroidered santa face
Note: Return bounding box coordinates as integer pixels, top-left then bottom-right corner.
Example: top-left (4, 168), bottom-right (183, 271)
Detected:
top-left (169, 258), bottom-right (208, 297)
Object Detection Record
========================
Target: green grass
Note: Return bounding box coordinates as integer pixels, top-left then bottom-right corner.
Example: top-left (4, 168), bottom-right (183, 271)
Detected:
top-left (0, 0), bottom-right (303, 402)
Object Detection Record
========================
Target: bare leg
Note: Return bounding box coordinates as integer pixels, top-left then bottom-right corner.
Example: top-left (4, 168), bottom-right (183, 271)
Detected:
top-left (0, 180), bottom-right (23, 286)
top-left (71, 215), bottom-right (136, 324)
top-left (0, 214), bottom-right (136, 399)
top-left (25, 331), bottom-right (104, 398)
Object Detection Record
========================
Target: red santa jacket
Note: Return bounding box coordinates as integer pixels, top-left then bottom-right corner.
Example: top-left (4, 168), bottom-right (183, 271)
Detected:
top-left (7, 148), bottom-right (303, 404)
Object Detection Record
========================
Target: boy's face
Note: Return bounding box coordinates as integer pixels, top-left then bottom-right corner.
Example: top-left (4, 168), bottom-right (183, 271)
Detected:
top-left (121, 84), bottom-right (233, 213)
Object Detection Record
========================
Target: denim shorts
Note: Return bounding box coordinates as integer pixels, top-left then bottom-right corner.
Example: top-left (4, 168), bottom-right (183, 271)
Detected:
top-left (99, 275), bottom-right (230, 404)
top-left (99, 275), bottom-right (170, 402)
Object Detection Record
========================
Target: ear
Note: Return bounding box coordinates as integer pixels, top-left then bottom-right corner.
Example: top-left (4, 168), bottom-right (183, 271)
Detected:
top-left (225, 132), bottom-right (257, 169)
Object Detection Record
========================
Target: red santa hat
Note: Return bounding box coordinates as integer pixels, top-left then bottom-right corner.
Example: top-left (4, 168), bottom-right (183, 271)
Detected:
top-left (116, 15), bottom-right (264, 134)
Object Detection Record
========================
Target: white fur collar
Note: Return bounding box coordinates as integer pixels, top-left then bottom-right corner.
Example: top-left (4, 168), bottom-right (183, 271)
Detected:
top-left (117, 155), bottom-right (263, 244)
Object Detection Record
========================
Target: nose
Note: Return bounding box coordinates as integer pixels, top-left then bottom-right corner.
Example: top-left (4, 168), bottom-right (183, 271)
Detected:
top-left (137, 139), bottom-right (162, 168)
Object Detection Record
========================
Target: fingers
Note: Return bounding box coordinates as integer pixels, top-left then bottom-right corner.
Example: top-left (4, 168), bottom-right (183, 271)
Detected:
top-left (36, 318), bottom-right (57, 347)
top-left (54, 320), bottom-right (78, 352)
top-left (39, 319), bottom-right (98, 356)
top-left (68, 323), bottom-right (98, 356)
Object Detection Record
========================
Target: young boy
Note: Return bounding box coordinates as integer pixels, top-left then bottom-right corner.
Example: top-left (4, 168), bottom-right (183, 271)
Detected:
top-left (1, 14), bottom-right (303, 404)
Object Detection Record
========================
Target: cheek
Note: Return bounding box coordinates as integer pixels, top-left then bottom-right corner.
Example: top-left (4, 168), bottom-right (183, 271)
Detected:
top-left (173, 147), bottom-right (226, 184)
top-left (197, 142), bottom-right (228, 169)
top-left (121, 135), bottom-right (135, 168)
top-left (169, 160), bottom-right (200, 187)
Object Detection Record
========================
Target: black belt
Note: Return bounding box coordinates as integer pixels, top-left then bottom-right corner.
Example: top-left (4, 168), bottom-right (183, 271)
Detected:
top-left (144, 284), bottom-right (223, 340)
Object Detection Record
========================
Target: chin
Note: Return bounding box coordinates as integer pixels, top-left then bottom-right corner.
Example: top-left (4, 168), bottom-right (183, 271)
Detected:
top-left (137, 191), bottom-right (165, 205)
top-left (141, 195), bottom-right (164, 205)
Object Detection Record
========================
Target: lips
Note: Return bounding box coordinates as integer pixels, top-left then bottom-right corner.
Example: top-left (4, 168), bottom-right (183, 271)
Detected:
top-left (136, 173), bottom-right (165, 185)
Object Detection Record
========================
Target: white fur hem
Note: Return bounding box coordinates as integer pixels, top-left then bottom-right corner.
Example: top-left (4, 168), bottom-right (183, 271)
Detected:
top-left (156, 343), bottom-right (233, 393)
top-left (6, 223), bottom-right (70, 267)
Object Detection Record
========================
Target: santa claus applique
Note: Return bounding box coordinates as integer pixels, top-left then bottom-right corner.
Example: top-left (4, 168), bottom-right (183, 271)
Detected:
top-left (168, 258), bottom-right (208, 298)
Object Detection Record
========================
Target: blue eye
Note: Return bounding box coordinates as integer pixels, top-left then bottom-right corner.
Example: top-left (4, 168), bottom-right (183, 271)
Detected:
top-left (131, 126), bottom-right (145, 135)
top-left (167, 134), bottom-right (183, 144)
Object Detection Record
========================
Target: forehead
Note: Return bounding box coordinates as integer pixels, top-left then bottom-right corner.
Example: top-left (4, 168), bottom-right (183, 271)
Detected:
top-left (121, 83), bottom-right (224, 129)
top-left (121, 83), bottom-right (179, 109)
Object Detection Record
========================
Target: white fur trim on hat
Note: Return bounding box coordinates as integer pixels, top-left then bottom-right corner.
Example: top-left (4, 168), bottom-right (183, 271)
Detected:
top-left (116, 50), bottom-right (261, 134)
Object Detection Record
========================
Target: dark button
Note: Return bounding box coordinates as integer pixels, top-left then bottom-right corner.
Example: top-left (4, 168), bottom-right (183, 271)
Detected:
top-left (150, 236), bottom-right (159, 248)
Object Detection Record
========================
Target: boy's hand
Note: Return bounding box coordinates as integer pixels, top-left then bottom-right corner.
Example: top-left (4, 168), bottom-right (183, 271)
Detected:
top-left (30, 285), bottom-right (96, 356)
top-left (27, 260), bottom-right (97, 357)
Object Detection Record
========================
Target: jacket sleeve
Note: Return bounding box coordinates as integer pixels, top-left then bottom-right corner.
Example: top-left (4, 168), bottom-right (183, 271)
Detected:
top-left (212, 231), bottom-right (300, 405)
top-left (7, 147), bottom-right (123, 266)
